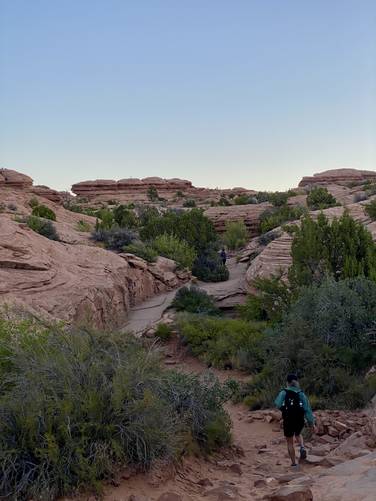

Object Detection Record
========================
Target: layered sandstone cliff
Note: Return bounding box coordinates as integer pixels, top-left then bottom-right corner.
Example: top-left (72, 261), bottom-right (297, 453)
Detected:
top-left (71, 176), bottom-right (254, 204)
top-left (299, 168), bottom-right (376, 187)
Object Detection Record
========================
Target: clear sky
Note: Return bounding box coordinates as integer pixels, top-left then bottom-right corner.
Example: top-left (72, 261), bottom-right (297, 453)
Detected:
top-left (1, 1), bottom-right (375, 191)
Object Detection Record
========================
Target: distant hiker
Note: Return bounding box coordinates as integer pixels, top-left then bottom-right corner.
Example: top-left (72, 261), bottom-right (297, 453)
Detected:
top-left (220, 248), bottom-right (227, 265)
top-left (275, 373), bottom-right (315, 468)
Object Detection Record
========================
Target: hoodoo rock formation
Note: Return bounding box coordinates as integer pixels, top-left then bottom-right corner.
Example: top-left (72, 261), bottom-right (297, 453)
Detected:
top-left (71, 176), bottom-right (254, 204)
top-left (299, 168), bottom-right (376, 187)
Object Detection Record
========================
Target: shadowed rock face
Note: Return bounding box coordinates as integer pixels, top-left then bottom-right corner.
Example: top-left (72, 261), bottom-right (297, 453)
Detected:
top-left (299, 168), bottom-right (376, 187)
top-left (0, 217), bottom-right (189, 328)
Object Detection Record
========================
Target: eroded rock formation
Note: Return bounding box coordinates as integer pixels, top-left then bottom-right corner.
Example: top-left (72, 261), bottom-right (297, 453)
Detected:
top-left (71, 176), bottom-right (254, 204)
top-left (299, 168), bottom-right (376, 187)
top-left (0, 217), bottom-right (189, 328)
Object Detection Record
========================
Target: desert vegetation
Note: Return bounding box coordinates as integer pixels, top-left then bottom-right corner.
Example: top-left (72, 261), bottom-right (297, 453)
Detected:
top-left (175, 212), bottom-right (376, 411)
top-left (91, 205), bottom-right (229, 281)
top-left (0, 317), bottom-right (231, 499)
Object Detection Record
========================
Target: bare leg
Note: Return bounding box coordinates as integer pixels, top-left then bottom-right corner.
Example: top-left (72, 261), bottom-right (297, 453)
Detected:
top-left (295, 434), bottom-right (304, 448)
top-left (286, 437), bottom-right (296, 465)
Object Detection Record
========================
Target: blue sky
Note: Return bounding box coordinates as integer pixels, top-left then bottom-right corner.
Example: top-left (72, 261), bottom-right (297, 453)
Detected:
top-left (1, 1), bottom-right (375, 191)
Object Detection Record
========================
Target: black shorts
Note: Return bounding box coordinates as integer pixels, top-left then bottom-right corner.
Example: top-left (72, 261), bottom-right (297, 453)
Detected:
top-left (283, 417), bottom-right (304, 438)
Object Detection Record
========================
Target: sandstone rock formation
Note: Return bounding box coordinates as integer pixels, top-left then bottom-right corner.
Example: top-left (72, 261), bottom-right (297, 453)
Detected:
top-left (0, 168), bottom-right (33, 189)
top-left (0, 217), bottom-right (189, 328)
top-left (31, 185), bottom-right (63, 203)
top-left (299, 168), bottom-right (376, 187)
top-left (246, 202), bottom-right (376, 287)
top-left (205, 203), bottom-right (272, 236)
top-left (71, 176), bottom-right (255, 205)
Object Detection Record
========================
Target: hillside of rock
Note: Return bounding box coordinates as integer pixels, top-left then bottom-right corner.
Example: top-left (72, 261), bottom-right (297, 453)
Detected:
top-left (0, 216), bottom-right (189, 327)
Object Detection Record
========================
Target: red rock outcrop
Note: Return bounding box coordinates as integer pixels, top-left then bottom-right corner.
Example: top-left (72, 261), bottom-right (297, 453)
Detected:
top-left (299, 168), bottom-right (376, 187)
top-left (31, 185), bottom-right (63, 203)
top-left (205, 203), bottom-right (272, 236)
top-left (0, 168), bottom-right (33, 189)
top-left (71, 177), bottom-right (255, 205)
top-left (0, 217), bottom-right (189, 328)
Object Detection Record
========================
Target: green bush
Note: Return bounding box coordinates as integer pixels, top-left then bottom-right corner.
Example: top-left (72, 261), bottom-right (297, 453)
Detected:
top-left (241, 277), bottom-right (376, 410)
top-left (268, 191), bottom-right (289, 207)
top-left (155, 323), bottom-right (173, 341)
top-left (95, 208), bottom-right (115, 230)
top-left (365, 183), bottom-right (376, 197)
top-left (177, 314), bottom-right (267, 371)
top-left (140, 208), bottom-right (218, 254)
top-left (28, 197), bottom-right (39, 208)
top-left (222, 221), bottom-right (248, 250)
top-left (259, 205), bottom-right (306, 233)
top-left (152, 234), bottom-right (196, 269)
top-left (75, 220), bottom-right (92, 232)
top-left (92, 227), bottom-right (136, 250)
top-left (289, 212), bottom-right (376, 286)
top-left (31, 204), bottom-right (56, 221)
top-left (0, 319), bottom-right (231, 499)
top-left (123, 241), bottom-right (158, 262)
top-left (147, 186), bottom-right (159, 202)
top-left (26, 216), bottom-right (59, 240)
top-left (233, 194), bottom-right (252, 205)
top-left (113, 205), bottom-right (139, 228)
top-left (218, 196), bottom-right (231, 206)
top-left (306, 186), bottom-right (337, 210)
top-left (172, 286), bottom-right (220, 315)
top-left (192, 250), bottom-right (229, 282)
top-left (365, 200), bottom-right (376, 221)
top-left (183, 198), bottom-right (196, 208)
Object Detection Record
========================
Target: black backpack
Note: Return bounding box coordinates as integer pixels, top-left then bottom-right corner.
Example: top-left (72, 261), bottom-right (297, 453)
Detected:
top-left (281, 389), bottom-right (305, 419)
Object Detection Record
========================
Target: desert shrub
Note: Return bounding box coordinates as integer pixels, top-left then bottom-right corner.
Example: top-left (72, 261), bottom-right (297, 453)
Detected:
top-left (31, 204), bottom-right (56, 221)
top-left (192, 251), bottom-right (229, 282)
top-left (26, 216), bottom-right (59, 240)
top-left (123, 241), bottom-right (158, 262)
top-left (222, 221), bottom-right (248, 250)
top-left (176, 314), bottom-right (267, 371)
top-left (75, 220), bottom-right (92, 232)
top-left (241, 277), bottom-right (293, 323)
top-left (365, 183), bottom-right (376, 197)
top-left (172, 286), bottom-right (219, 315)
top-left (7, 203), bottom-right (17, 212)
top-left (233, 194), bottom-right (252, 205)
top-left (28, 197), bottom-right (39, 208)
top-left (183, 198), bottom-right (196, 208)
top-left (147, 186), bottom-right (159, 202)
top-left (152, 234), bottom-right (196, 269)
top-left (113, 205), bottom-right (139, 228)
top-left (176, 190), bottom-right (184, 198)
top-left (259, 205), bottom-right (305, 233)
top-left (257, 229), bottom-right (281, 246)
top-left (241, 277), bottom-right (376, 409)
top-left (268, 191), bottom-right (289, 207)
top-left (95, 208), bottom-right (115, 230)
top-left (218, 196), bottom-right (231, 206)
top-left (306, 186), bottom-right (337, 210)
top-left (289, 212), bottom-right (376, 287)
top-left (155, 323), bottom-right (174, 341)
top-left (365, 200), bottom-right (376, 221)
top-left (92, 227), bottom-right (136, 250)
top-left (0, 320), bottom-right (231, 499)
top-left (0, 203), bottom-right (5, 213)
top-left (140, 208), bottom-right (218, 254)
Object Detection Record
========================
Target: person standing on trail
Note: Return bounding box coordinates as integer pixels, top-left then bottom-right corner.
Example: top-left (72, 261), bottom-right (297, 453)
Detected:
top-left (220, 248), bottom-right (227, 265)
top-left (274, 374), bottom-right (315, 468)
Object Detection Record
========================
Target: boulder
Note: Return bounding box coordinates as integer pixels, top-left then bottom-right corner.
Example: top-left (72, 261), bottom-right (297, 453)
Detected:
top-left (0, 168), bottom-right (33, 189)
top-left (268, 485), bottom-right (313, 500)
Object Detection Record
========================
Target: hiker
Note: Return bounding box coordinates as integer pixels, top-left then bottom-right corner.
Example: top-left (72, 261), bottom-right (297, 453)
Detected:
top-left (275, 373), bottom-right (315, 467)
top-left (220, 248), bottom-right (227, 265)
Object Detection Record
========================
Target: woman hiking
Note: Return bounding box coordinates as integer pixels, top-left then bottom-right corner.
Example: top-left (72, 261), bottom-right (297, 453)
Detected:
top-left (275, 373), bottom-right (315, 468)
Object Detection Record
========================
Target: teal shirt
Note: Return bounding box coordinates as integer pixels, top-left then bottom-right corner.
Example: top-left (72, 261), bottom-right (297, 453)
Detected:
top-left (274, 386), bottom-right (315, 426)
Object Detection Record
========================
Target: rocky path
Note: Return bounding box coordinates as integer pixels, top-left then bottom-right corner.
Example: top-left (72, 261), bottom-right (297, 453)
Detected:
top-left (123, 257), bottom-right (248, 336)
